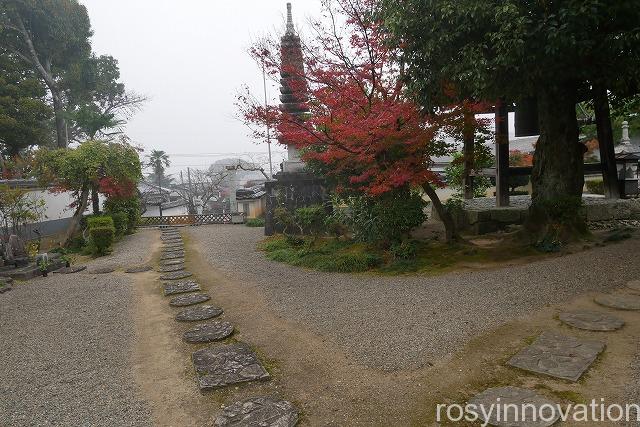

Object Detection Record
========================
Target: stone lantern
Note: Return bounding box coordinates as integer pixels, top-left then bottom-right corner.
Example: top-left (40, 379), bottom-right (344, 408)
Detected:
top-left (615, 151), bottom-right (639, 198)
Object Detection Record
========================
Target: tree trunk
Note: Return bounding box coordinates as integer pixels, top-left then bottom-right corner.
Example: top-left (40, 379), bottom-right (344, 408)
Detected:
top-left (51, 90), bottom-right (68, 148)
top-left (593, 83), bottom-right (620, 199)
top-left (91, 187), bottom-right (100, 214)
top-left (462, 109), bottom-right (475, 199)
top-left (527, 83), bottom-right (586, 240)
top-left (63, 187), bottom-right (90, 247)
top-left (421, 182), bottom-right (457, 243)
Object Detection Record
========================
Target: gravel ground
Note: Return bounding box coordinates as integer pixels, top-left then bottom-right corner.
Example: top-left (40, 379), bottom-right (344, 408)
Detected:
top-left (83, 228), bottom-right (157, 270)
top-left (188, 225), bottom-right (640, 371)
top-left (0, 232), bottom-right (155, 427)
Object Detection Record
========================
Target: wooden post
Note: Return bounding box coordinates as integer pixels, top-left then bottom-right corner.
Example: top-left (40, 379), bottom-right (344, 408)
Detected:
top-left (495, 100), bottom-right (510, 207)
top-left (462, 109), bottom-right (475, 199)
top-left (593, 84), bottom-right (620, 199)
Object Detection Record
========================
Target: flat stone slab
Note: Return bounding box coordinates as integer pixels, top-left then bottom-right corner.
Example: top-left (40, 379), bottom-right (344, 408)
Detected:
top-left (158, 264), bottom-right (185, 273)
top-left (468, 387), bottom-right (559, 427)
top-left (90, 266), bottom-right (117, 274)
top-left (176, 305), bottom-right (223, 322)
top-left (507, 331), bottom-right (605, 381)
top-left (214, 397), bottom-right (298, 427)
top-left (54, 266), bottom-right (87, 274)
top-left (558, 310), bottom-right (624, 331)
top-left (595, 293), bottom-right (640, 310)
top-left (163, 280), bottom-right (201, 296)
top-left (160, 259), bottom-right (185, 266)
top-left (192, 343), bottom-right (269, 390)
top-left (125, 265), bottom-right (152, 273)
top-left (163, 248), bottom-right (185, 255)
top-left (183, 321), bottom-right (234, 343)
top-left (169, 292), bottom-right (211, 307)
top-left (163, 243), bottom-right (184, 250)
top-left (626, 280), bottom-right (640, 293)
top-left (160, 270), bottom-right (192, 280)
top-left (161, 252), bottom-right (185, 260)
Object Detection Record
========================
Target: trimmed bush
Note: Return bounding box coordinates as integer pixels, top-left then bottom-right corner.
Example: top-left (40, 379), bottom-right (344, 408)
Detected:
top-left (104, 197), bottom-right (141, 234)
top-left (87, 215), bottom-right (114, 229)
top-left (586, 179), bottom-right (604, 195)
top-left (111, 212), bottom-right (128, 237)
top-left (245, 217), bottom-right (265, 227)
top-left (90, 226), bottom-right (115, 255)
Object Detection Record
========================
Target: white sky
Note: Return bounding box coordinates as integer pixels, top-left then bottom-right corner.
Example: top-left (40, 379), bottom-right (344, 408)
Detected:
top-left (80, 0), bottom-right (323, 175)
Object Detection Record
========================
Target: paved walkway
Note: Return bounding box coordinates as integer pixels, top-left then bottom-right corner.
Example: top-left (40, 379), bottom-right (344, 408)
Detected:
top-left (0, 231), bottom-right (156, 427)
top-left (187, 225), bottom-right (640, 371)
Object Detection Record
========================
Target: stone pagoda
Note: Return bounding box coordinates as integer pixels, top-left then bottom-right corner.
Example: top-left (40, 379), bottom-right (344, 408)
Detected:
top-left (278, 2), bottom-right (308, 173)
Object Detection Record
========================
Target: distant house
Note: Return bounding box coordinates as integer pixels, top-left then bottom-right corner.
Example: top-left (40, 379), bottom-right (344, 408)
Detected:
top-left (143, 199), bottom-right (189, 217)
top-left (236, 185), bottom-right (266, 219)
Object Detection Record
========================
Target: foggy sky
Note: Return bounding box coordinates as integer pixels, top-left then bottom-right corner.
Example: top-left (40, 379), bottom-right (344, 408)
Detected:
top-left (81, 0), bottom-right (322, 174)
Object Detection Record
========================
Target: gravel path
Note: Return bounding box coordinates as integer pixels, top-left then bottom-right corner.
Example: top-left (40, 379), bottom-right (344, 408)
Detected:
top-left (85, 229), bottom-right (157, 270)
top-left (0, 231), bottom-right (155, 426)
top-left (188, 225), bottom-right (640, 371)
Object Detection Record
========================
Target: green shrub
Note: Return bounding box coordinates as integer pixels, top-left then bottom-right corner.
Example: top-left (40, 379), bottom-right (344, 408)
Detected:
top-left (294, 205), bottom-right (327, 236)
top-left (87, 215), bottom-right (114, 229)
top-left (90, 226), bottom-right (115, 255)
top-left (585, 179), bottom-right (604, 195)
top-left (111, 212), bottom-right (128, 237)
top-left (104, 197), bottom-right (140, 234)
top-left (274, 207), bottom-right (298, 234)
top-left (317, 252), bottom-right (382, 272)
top-left (245, 217), bottom-right (265, 227)
top-left (390, 241), bottom-right (418, 260)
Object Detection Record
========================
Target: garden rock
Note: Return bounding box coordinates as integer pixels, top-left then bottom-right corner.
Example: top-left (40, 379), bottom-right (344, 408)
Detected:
top-left (176, 304), bottom-right (223, 322)
top-left (214, 397), bottom-right (298, 427)
top-left (507, 331), bottom-right (605, 381)
top-left (183, 321), bottom-right (234, 343)
top-left (160, 270), bottom-right (192, 280)
top-left (192, 343), bottom-right (269, 390)
top-left (163, 281), bottom-right (201, 296)
top-left (558, 310), bottom-right (624, 331)
top-left (54, 266), bottom-right (87, 274)
top-left (169, 293), bottom-right (210, 307)
top-left (468, 387), bottom-right (559, 427)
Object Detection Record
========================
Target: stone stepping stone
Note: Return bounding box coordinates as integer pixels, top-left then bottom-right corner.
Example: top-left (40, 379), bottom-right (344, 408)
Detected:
top-left (125, 265), bottom-right (152, 273)
top-left (163, 248), bottom-right (185, 255)
top-left (626, 280), bottom-right (640, 293)
top-left (507, 331), bottom-right (604, 381)
top-left (595, 293), bottom-right (640, 311)
top-left (161, 235), bottom-right (182, 241)
top-left (468, 387), bottom-right (559, 427)
top-left (158, 264), bottom-right (185, 273)
top-left (160, 259), bottom-right (185, 267)
top-left (559, 310), bottom-right (624, 331)
top-left (90, 266), bottom-right (117, 274)
top-left (54, 265), bottom-right (87, 274)
top-left (161, 252), bottom-right (185, 260)
top-left (176, 305), bottom-right (223, 322)
top-left (170, 292), bottom-right (211, 307)
top-left (161, 239), bottom-right (183, 245)
top-left (192, 343), bottom-right (269, 390)
top-left (160, 270), bottom-right (192, 280)
top-left (163, 280), bottom-right (201, 296)
top-left (214, 397), bottom-right (298, 427)
top-left (163, 243), bottom-right (184, 250)
top-left (183, 321), bottom-right (234, 343)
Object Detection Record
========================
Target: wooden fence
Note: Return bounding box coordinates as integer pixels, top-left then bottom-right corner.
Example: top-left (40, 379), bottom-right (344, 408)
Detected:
top-left (138, 213), bottom-right (244, 227)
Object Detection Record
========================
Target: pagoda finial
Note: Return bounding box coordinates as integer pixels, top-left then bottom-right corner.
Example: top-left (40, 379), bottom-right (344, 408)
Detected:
top-left (286, 3), bottom-right (295, 35)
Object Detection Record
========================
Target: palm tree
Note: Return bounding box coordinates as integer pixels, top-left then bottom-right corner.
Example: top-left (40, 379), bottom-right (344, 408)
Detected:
top-left (146, 150), bottom-right (170, 216)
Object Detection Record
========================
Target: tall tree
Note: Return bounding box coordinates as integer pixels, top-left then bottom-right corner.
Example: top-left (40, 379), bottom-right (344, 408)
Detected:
top-left (146, 149), bottom-right (171, 215)
top-left (239, 0), bottom-right (484, 241)
top-left (382, 0), bottom-right (640, 239)
top-left (0, 0), bottom-right (92, 148)
top-left (0, 53), bottom-right (52, 159)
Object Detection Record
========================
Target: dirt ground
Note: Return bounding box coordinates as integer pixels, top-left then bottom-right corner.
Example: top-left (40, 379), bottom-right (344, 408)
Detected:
top-left (129, 229), bottom-right (640, 426)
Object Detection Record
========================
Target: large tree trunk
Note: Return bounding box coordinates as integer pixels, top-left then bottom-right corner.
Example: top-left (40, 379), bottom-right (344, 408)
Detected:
top-left (51, 90), bottom-right (68, 148)
top-left (63, 187), bottom-right (90, 247)
top-left (421, 182), bottom-right (457, 243)
top-left (527, 83), bottom-right (586, 241)
top-left (593, 83), bottom-right (620, 199)
top-left (462, 109), bottom-right (475, 199)
top-left (91, 187), bottom-right (100, 215)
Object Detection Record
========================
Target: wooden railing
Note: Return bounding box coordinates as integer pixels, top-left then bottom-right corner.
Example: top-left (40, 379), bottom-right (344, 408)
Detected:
top-left (138, 213), bottom-right (244, 227)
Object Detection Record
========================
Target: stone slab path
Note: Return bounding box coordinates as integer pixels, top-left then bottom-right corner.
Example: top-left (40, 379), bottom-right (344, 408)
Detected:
top-left (468, 387), bottom-right (559, 427)
top-left (507, 331), bottom-right (605, 381)
top-left (160, 270), bottom-right (192, 280)
top-left (161, 253), bottom-right (185, 260)
top-left (192, 344), bottom-right (270, 390)
top-left (214, 397), bottom-right (298, 427)
top-left (558, 310), bottom-right (624, 331)
top-left (159, 264), bottom-right (185, 273)
top-left (163, 281), bottom-right (201, 296)
top-left (175, 305), bottom-right (223, 322)
top-left (169, 293), bottom-right (211, 307)
top-left (595, 293), bottom-right (640, 311)
top-left (160, 259), bottom-right (185, 266)
top-left (183, 321), bottom-right (234, 343)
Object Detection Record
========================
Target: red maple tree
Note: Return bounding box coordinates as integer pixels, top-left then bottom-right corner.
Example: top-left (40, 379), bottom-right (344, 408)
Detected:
top-left (238, 0), bottom-right (486, 241)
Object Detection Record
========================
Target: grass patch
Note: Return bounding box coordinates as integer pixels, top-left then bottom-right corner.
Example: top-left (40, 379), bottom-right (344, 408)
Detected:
top-left (259, 235), bottom-right (541, 274)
